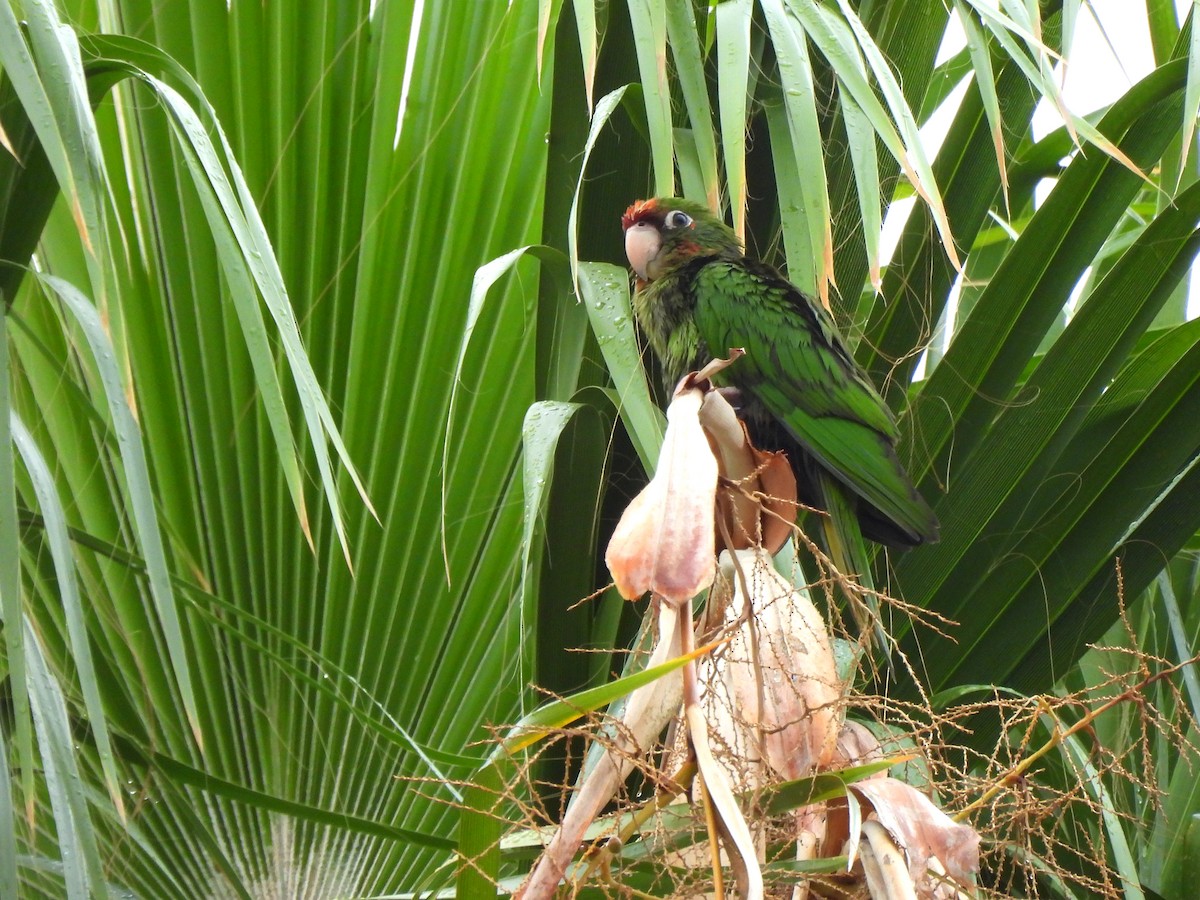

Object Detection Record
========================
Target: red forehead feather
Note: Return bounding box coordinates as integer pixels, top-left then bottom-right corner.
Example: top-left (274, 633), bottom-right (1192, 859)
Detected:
top-left (621, 198), bottom-right (660, 231)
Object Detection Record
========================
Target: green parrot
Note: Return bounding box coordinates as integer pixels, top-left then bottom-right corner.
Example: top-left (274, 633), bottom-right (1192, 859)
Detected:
top-left (622, 197), bottom-right (937, 642)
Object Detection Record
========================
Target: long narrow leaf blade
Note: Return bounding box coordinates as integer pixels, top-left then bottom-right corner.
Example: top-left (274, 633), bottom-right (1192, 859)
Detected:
top-left (717, 0), bottom-right (753, 236)
top-left (40, 274), bottom-right (202, 745)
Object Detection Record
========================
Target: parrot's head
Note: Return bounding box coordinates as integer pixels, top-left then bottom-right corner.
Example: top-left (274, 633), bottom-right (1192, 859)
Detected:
top-left (621, 197), bottom-right (741, 282)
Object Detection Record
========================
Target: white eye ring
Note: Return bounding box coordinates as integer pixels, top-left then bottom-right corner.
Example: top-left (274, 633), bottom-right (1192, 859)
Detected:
top-left (666, 210), bottom-right (692, 229)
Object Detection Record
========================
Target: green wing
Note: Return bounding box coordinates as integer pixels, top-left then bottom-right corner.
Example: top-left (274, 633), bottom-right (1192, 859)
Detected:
top-left (691, 259), bottom-right (937, 545)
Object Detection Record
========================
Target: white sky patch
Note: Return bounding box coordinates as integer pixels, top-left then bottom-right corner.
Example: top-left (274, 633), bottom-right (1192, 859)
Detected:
top-left (936, 7), bottom-right (967, 65)
top-left (1031, 0), bottom-right (1156, 140)
top-left (1029, 0), bottom-right (1198, 317)
top-left (878, 59), bottom-right (968, 265)
top-left (881, 8), bottom-right (968, 265)
top-left (884, 1), bottom-right (1199, 321)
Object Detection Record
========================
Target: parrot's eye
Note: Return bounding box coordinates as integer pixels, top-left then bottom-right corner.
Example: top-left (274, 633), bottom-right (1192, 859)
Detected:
top-left (666, 210), bottom-right (693, 229)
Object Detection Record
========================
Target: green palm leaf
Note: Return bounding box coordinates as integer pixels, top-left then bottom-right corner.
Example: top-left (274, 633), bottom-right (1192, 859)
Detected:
top-left (2, 0), bottom-right (1199, 896)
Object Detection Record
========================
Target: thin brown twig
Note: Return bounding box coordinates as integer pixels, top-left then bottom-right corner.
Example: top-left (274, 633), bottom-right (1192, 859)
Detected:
top-left (956, 652), bottom-right (1200, 821)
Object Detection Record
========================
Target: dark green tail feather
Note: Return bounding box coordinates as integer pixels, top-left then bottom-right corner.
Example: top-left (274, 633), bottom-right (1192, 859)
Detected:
top-left (813, 467), bottom-right (892, 661)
